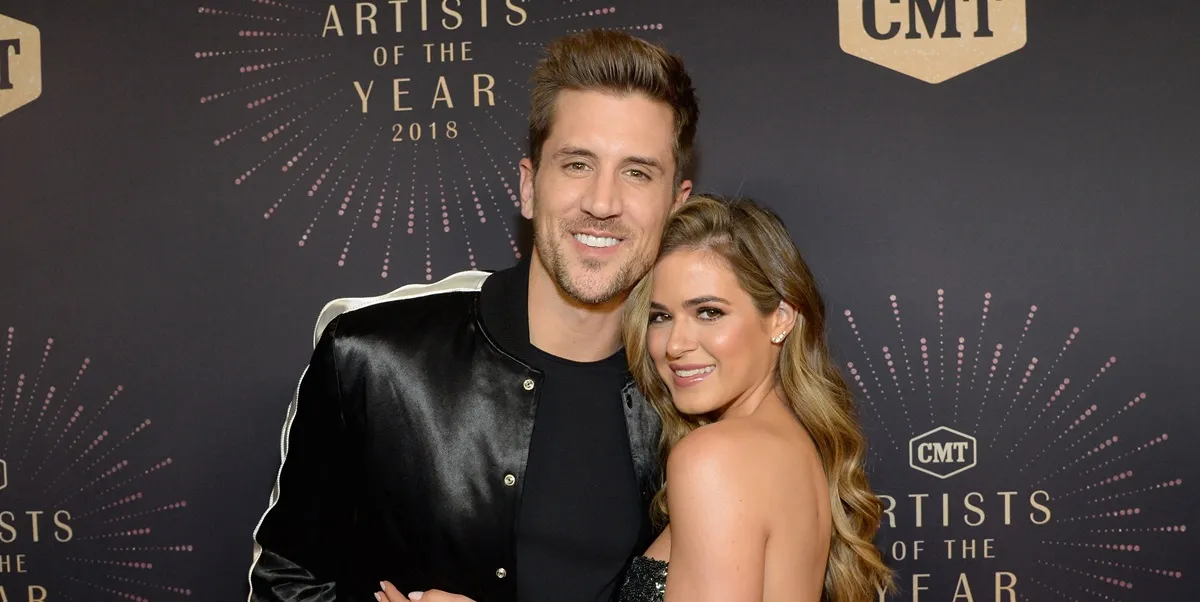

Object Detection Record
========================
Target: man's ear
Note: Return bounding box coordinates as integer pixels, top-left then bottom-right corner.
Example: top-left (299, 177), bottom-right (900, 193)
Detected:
top-left (519, 157), bottom-right (536, 219)
top-left (672, 179), bottom-right (693, 211)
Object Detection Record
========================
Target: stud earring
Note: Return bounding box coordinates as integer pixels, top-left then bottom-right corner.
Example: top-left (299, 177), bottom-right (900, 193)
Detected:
top-left (772, 333), bottom-right (787, 344)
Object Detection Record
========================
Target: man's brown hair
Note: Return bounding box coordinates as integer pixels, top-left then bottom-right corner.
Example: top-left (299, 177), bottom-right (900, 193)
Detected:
top-left (528, 30), bottom-right (699, 184)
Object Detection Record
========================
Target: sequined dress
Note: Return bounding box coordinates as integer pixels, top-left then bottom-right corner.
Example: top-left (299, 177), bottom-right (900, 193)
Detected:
top-left (618, 555), bottom-right (669, 602)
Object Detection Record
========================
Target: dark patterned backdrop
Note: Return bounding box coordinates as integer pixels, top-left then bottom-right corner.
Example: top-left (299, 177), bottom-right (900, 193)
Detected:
top-left (1, 1), bottom-right (1197, 600)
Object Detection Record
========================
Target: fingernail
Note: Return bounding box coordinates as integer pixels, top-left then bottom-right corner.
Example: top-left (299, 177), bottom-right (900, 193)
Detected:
top-left (409, 592), bottom-right (424, 600)
top-left (380, 582), bottom-right (387, 591)
top-left (374, 593), bottom-right (382, 602)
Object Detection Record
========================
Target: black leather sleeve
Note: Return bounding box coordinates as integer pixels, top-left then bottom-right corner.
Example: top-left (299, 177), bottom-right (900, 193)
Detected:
top-left (248, 315), bottom-right (355, 601)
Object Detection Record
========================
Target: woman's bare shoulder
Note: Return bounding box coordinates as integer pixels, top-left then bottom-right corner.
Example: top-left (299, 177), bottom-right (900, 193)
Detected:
top-left (667, 419), bottom-right (823, 513)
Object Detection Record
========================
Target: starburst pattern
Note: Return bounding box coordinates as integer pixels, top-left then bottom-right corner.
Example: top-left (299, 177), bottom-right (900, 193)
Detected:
top-left (839, 288), bottom-right (1189, 600)
top-left (0, 326), bottom-right (195, 601)
top-left (194, 0), bottom-right (673, 282)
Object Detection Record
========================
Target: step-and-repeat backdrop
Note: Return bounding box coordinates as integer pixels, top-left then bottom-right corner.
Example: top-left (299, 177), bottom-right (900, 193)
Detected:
top-left (2, 1), bottom-right (1197, 600)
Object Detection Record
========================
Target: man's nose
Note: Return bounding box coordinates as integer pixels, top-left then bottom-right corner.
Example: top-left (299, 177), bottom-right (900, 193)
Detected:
top-left (580, 171), bottom-right (623, 219)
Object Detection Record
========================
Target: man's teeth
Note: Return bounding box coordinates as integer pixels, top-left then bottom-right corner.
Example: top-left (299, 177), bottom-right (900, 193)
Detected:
top-left (574, 233), bottom-right (619, 248)
top-left (674, 366), bottom-right (714, 378)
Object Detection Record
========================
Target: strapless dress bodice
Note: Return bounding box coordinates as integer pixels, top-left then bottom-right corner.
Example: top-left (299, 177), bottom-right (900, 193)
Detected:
top-left (618, 555), bottom-right (668, 602)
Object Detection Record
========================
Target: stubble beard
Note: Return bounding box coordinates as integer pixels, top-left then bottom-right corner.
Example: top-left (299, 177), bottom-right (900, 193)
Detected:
top-left (533, 212), bottom-right (650, 306)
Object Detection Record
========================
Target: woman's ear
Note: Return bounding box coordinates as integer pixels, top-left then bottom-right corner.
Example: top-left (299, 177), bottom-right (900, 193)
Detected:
top-left (770, 300), bottom-right (799, 343)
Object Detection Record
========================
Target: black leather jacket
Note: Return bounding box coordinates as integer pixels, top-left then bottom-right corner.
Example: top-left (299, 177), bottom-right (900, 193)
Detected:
top-left (246, 266), bottom-right (663, 602)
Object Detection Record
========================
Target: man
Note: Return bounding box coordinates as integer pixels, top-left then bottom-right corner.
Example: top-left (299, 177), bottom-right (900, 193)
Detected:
top-left (246, 30), bottom-right (698, 602)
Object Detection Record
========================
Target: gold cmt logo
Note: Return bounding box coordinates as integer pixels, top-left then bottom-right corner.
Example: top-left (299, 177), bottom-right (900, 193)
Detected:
top-left (839, 0), bottom-right (1027, 83)
top-left (0, 11), bottom-right (42, 119)
top-left (909, 426), bottom-right (977, 479)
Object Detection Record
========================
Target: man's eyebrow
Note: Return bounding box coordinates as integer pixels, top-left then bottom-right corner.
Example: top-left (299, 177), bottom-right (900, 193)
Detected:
top-left (626, 156), bottom-right (665, 172)
top-left (550, 147), bottom-right (666, 172)
top-left (552, 146), bottom-right (599, 161)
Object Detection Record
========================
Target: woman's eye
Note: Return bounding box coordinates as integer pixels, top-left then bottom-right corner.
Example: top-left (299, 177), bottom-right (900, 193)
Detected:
top-left (698, 307), bottom-right (724, 320)
top-left (649, 311), bottom-right (670, 324)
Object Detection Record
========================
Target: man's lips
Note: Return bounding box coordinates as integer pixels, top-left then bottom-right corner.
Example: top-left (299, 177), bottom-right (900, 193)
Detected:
top-left (572, 231), bottom-right (623, 250)
top-left (572, 228), bottom-right (623, 239)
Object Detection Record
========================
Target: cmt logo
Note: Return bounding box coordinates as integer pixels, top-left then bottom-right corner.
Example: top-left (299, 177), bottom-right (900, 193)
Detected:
top-left (909, 426), bottom-right (977, 479)
top-left (838, 0), bottom-right (1027, 83)
top-left (0, 457), bottom-right (7, 491)
top-left (0, 11), bottom-right (42, 119)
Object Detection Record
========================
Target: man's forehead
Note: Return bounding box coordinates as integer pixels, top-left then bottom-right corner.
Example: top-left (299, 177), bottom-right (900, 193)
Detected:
top-left (545, 90), bottom-right (676, 158)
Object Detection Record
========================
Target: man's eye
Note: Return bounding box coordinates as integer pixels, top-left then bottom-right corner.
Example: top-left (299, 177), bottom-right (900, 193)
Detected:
top-left (565, 162), bottom-right (589, 172)
top-left (626, 169), bottom-right (649, 180)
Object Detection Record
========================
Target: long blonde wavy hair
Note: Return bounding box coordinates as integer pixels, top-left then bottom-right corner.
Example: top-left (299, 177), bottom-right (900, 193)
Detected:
top-left (623, 195), bottom-right (893, 602)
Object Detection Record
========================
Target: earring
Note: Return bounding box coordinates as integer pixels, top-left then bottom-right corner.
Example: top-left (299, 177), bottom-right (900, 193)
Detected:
top-left (772, 332), bottom-right (787, 344)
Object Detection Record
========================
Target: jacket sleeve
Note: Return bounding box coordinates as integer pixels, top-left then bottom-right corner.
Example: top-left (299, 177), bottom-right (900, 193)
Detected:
top-left (248, 315), bottom-right (354, 601)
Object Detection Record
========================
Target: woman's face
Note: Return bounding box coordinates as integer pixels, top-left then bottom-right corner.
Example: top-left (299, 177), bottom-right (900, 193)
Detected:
top-left (646, 249), bottom-right (790, 417)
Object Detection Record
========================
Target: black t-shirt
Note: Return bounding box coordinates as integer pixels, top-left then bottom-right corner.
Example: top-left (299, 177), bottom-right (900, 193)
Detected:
top-left (515, 346), bottom-right (644, 602)
top-left (480, 259), bottom-right (647, 601)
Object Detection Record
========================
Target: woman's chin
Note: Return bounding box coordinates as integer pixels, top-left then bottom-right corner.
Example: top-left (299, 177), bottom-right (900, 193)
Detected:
top-left (671, 397), bottom-right (715, 419)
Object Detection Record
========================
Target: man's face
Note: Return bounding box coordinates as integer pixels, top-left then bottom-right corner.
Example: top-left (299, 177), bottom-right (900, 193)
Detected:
top-left (519, 89), bottom-right (692, 305)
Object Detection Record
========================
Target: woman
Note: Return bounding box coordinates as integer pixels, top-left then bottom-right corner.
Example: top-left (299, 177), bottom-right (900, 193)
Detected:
top-left (617, 195), bottom-right (892, 602)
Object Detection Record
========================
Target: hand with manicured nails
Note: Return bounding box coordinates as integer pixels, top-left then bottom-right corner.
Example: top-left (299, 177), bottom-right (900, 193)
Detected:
top-left (375, 581), bottom-right (477, 602)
